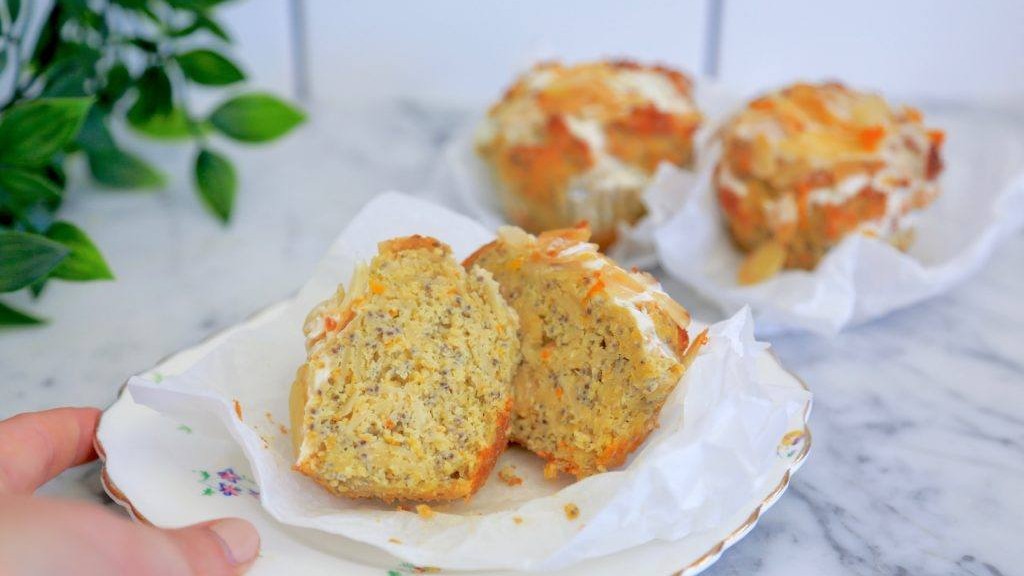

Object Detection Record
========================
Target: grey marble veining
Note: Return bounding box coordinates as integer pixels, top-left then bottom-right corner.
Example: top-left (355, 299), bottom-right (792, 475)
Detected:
top-left (1, 97), bottom-right (1022, 575)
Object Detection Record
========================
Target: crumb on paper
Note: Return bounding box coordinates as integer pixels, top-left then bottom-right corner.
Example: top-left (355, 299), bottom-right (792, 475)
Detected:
top-left (279, 424), bottom-right (289, 435)
top-left (543, 461), bottom-right (559, 480)
top-left (513, 515), bottom-right (523, 525)
top-left (233, 399), bottom-right (243, 421)
top-left (563, 503), bottom-right (580, 521)
top-left (388, 537), bottom-right (402, 544)
top-left (415, 504), bottom-right (435, 520)
top-left (497, 464), bottom-right (523, 486)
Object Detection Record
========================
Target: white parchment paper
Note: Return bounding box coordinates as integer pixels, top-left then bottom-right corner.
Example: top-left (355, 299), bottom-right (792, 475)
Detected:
top-left (128, 192), bottom-right (809, 571)
top-left (653, 107), bottom-right (1024, 335)
top-left (436, 79), bottom-right (1024, 335)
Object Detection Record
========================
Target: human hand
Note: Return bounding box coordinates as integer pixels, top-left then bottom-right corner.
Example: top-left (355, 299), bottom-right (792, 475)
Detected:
top-left (0, 407), bottom-right (260, 575)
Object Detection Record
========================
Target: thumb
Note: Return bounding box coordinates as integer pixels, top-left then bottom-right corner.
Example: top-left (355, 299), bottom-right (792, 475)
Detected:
top-left (0, 496), bottom-right (260, 575)
top-left (162, 518), bottom-right (262, 575)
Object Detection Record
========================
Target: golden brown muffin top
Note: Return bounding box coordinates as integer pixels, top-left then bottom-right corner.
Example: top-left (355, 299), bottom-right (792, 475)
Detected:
top-left (477, 60), bottom-right (703, 201)
top-left (721, 82), bottom-right (944, 172)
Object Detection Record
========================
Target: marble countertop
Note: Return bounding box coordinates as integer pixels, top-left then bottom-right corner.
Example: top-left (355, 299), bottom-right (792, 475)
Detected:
top-left (1, 97), bottom-right (1021, 576)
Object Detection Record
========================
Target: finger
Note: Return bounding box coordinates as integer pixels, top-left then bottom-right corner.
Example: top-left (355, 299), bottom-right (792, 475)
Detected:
top-left (0, 407), bottom-right (101, 495)
top-left (0, 496), bottom-right (260, 575)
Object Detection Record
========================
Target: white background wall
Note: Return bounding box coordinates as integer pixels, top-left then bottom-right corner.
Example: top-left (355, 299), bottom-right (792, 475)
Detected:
top-left (717, 0), bottom-right (1024, 103)
top-left (302, 1), bottom-right (709, 106)
top-left (19, 0), bottom-right (1007, 109)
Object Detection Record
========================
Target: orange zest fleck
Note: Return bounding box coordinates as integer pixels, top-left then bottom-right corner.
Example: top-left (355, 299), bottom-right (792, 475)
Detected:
top-left (750, 97), bottom-right (774, 111)
top-left (583, 275), bottom-right (605, 302)
top-left (858, 125), bottom-right (886, 151)
top-left (540, 346), bottom-right (553, 361)
top-left (928, 129), bottom-right (945, 146)
top-left (555, 387), bottom-right (564, 399)
top-left (384, 418), bottom-right (395, 430)
top-left (323, 316), bottom-right (338, 332)
top-left (233, 399), bottom-right (243, 421)
top-left (676, 326), bottom-right (690, 355)
top-left (369, 280), bottom-right (385, 295)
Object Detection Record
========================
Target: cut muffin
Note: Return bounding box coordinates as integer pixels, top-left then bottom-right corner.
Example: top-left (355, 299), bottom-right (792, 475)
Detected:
top-left (290, 235), bottom-right (521, 502)
top-left (476, 60), bottom-right (703, 248)
top-left (466, 226), bottom-right (707, 477)
top-left (715, 82), bottom-right (944, 283)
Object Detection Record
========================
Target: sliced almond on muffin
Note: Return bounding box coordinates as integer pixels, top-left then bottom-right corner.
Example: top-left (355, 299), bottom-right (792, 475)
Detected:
top-left (467, 226), bottom-right (707, 478)
top-left (291, 235), bottom-right (521, 501)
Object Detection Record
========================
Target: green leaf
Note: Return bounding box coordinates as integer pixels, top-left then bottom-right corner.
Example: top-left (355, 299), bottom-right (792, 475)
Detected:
top-left (76, 106), bottom-right (116, 153)
top-left (175, 49), bottom-right (245, 86)
top-left (166, 0), bottom-right (229, 11)
top-left (112, 0), bottom-right (148, 9)
top-left (102, 63), bottom-right (133, 105)
top-left (41, 58), bottom-right (93, 97)
top-left (0, 230), bottom-right (69, 292)
top-left (197, 15), bottom-right (231, 41)
top-left (127, 66), bottom-right (173, 123)
top-left (208, 93), bottom-right (305, 143)
top-left (8, 0), bottom-right (22, 22)
top-left (0, 168), bottom-right (61, 222)
top-left (58, 0), bottom-right (95, 20)
top-left (45, 221), bottom-right (114, 281)
top-left (30, 6), bottom-right (62, 73)
top-left (0, 98), bottom-right (93, 166)
top-left (0, 299), bottom-right (44, 326)
top-left (87, 148), bottom-right (165, 189)
top-left (194, 148), bottom-right (236, 222)
top-left (127, 105), bottom-right (194, 140)
top-left (129, 37), bottom-right (159, 53)
top-left (0, 169), bottom-right (62, 215)
top-left (171, 14), bottom-right (231, 42)
top-left (28, 278), bottom-right (48, 298)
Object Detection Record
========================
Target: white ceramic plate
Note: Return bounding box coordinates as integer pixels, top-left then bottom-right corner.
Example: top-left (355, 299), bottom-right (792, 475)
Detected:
top-left (96, 302), bottom-right (812, 576)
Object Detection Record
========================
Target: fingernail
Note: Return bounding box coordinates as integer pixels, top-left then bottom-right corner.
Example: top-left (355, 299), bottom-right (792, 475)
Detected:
top-left (209, 518), bottom-right (260, 565)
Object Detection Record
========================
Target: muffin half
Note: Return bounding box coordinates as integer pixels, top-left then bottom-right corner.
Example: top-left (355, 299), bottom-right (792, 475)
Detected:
top-left (477, 60), bottom-right (702, 248)
top-left (290, 236), bottom-right (521, 501)
top-left (715, 82), bottom-right (944, 284)
top-left (467, 226), bottom-right (706, 477)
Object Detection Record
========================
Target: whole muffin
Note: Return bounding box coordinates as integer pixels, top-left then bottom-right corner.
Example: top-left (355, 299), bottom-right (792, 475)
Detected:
top-left (715, 82), bottom-right (944, 284)
top-left (466, 226), bottom-right (707, 477)
top-left (477, 60), bottom-right (702, 248)
top-left (290, 236), bottom-right (521, 502)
